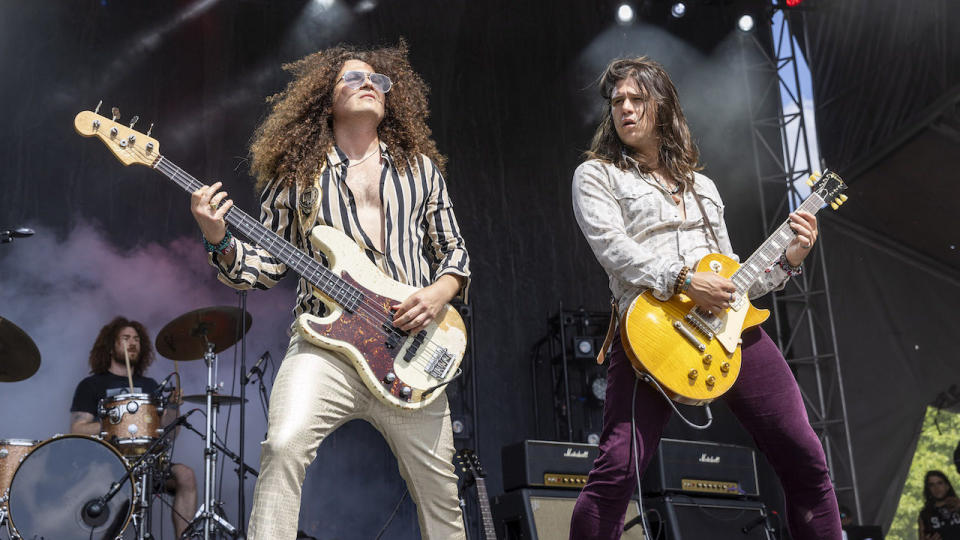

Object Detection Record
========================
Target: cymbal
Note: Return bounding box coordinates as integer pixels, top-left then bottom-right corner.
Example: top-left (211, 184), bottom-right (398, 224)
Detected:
top-left (0, 317), bottom-right (41, 382)
top-left (181, 393), bottom-right (247, 406)
top-left (155, 306), bottom-right (252, 361)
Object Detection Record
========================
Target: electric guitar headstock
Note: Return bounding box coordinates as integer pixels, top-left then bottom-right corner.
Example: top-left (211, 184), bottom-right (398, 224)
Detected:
top-left (74, 103), bottom-right (159, 168)
top-left (807, 170), bottom-right (848, 210)
top-left (456, 448), bottom-right (486, 484)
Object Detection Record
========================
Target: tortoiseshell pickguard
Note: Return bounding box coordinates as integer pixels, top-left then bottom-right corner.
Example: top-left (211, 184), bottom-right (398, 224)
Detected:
top-left (303, 271), bottom-right (413, 401)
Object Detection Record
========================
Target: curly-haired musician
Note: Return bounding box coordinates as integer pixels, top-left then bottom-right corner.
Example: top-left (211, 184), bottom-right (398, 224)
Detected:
top-left (569, 57), bottom-right (841, 539)
top-left (189, 42), bottom-right (470, 539)
top-left (69, 316), bottom-right (198, 538)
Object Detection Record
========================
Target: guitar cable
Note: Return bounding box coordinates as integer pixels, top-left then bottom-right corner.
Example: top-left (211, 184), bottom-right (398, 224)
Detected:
top-left (636, 372), bottom-right (713, 431)
top-left (627, 372), bottom-right (714, 539)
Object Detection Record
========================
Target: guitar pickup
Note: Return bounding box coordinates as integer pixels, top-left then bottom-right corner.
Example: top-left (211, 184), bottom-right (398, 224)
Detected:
top-left (383, 323), bottom-right (405, 349)
top-left (402, 330), bottom-right (428, 363)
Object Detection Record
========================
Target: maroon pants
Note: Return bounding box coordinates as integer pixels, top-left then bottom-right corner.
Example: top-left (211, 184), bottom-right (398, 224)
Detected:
top-left (569, 328), bottom-right (842, 540)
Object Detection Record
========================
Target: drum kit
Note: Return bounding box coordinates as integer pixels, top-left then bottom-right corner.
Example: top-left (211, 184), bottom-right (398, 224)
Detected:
top-left (0, 306), bottom-right (259, 540)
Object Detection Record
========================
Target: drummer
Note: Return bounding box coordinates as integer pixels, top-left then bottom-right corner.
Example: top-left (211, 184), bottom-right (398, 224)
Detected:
top-left (69, 316), bottom-right (198, 538)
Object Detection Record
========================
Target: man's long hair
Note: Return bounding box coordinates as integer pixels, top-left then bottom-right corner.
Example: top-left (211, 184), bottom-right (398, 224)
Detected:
top-left (923, 470), bottom-right (958, 510)
top-left (584, 56), bottom-right (701, 182)
top-left (88, 316), bottom-right (154, 377)
top-left (249, 40), bottom-right (445, 191)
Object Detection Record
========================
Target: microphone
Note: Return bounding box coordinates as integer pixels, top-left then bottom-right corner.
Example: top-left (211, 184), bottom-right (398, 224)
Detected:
top-left (152, 373), bottom-right (176, 399)
top-left (245, 351), bottom-right (270, 383)
top-left (0, 227), bottom-right (34, 243)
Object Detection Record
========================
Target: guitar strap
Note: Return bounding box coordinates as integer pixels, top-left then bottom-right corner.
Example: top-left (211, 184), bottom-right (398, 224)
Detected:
top-left (688, 180), bottom-right (722, 252)
top-left (296, 161), bottom-right (326, 244)
top-left (596, 297), bottom-right (619, 365)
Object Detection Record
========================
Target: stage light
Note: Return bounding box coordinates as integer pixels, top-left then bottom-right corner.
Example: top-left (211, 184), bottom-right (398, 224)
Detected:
top-left (590, 374), bottom-right (607, 401)
top-left (671, 2), bottom-right (686, 18)
top-left (737, 14), bottom-right (755, 32)
top-left (616, 4), bottom-right (635, 24)
top-left (573, 336), bottom-right (596, 359)
top-left (786, 0), bottom-right (805, 5)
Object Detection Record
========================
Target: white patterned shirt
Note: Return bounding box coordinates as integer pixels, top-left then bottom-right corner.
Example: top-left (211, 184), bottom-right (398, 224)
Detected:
top-left (572, 158), bottom-right (791, 315)
top-left (211, 145), bottom-right (470, 321)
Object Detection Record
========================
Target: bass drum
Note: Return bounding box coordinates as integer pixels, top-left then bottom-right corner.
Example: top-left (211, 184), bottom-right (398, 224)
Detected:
top-left (7, 434), bottom-right (135, 540)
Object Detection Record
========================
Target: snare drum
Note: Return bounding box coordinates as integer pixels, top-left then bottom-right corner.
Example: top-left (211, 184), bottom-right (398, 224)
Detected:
top-left (0, 439), bottom-right (38, 502)
top-left (99, 392), bottom-right (164, 455)
top-left (7, 434), bottom-right (135, 540)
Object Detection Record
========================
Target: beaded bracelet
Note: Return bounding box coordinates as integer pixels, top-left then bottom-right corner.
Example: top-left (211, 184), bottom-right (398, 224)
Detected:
top-left (680, 274), bottom-right (693, 293)
top-left (673, 265), bottom-right (690, 295)
top-left (775, 251), bottom-right (803, 277)
top-left (202, 229), bottom-right (235, 255)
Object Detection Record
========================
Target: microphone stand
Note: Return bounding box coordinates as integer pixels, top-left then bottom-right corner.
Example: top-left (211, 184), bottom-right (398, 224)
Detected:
top-left (84, 411), bottom-right (195, 529)
top-left (179, 417), bottom-right (259, 479)
top-left (238, 290), bottom-right (248, 538)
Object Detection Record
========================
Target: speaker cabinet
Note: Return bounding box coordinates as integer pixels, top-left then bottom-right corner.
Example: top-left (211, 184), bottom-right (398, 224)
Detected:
top-left (645, 495), bottom-right (773, 540)
top-left (491, 488), bottom-right (646, 540)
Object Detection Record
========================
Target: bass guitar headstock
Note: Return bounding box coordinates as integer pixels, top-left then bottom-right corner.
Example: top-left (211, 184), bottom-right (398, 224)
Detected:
top-left (74, 102), bottom-right (159, 168)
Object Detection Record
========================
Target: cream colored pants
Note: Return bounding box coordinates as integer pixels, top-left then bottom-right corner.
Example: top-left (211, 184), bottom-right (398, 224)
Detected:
top-left (247, 333), bottom-right (466, 540)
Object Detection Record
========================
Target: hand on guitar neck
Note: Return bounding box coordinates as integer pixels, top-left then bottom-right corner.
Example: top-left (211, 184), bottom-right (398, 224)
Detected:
top-left (190, 181), bottom-right (236, 266)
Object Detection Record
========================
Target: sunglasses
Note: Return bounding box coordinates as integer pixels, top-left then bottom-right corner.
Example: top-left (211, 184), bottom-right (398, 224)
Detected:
top-left (340, 70), bottom-right (392, 93)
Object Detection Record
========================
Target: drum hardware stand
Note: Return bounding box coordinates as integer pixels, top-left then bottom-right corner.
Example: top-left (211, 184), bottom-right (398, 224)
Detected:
top-left (0, 502), bottom-right (10, 540)
top-left (181, 340), bottom-right (238, 540)
top-left (178, 419), bottom-right (258, 479)
top-left (86, 412), bottom-right (193, 539)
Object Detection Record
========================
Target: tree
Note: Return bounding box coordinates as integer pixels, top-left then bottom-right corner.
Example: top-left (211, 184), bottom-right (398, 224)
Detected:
top-left (888, 406), bottom-right (960, 540)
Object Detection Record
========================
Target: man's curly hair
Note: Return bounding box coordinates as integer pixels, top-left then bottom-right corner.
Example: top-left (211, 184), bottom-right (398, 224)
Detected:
top-left (88, 316), bottom-right (154, 377)
top-left (249, 40), bottom-right (446, 191)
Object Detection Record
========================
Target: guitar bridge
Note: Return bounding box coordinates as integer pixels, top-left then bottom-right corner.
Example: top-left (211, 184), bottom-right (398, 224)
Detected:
top-left (425, 348), bottom-right (454, 379)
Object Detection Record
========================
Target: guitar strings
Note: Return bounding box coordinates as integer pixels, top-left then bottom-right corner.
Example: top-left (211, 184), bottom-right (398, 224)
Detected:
top-left (157, 155), bottom-right (449, 374)
top-left (138, 147), bottom-right (452, 375)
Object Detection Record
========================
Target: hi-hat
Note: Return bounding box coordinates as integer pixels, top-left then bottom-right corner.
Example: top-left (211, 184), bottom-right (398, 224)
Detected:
top-left (181, 393), bottom-right (247, 406)
top-left (0, 317), bottom-right (41, 382)
top-left (155, 306), bottom-right (252, 361)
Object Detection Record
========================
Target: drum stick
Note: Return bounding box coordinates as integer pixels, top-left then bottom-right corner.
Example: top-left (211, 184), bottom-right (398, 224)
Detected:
top-left (123, 342), bottom-right (134, 393)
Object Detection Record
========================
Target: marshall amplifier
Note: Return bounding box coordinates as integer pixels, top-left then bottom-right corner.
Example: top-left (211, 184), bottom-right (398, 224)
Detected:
top-left (501, 440), bottom-right (598, 491)
top-left (641, 438), bottom-right (759, 498)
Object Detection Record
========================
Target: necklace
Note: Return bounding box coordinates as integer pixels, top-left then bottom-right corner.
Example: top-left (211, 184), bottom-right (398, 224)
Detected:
top-left (652, 171), bottom-right (682, 195)
top-left (347, 146), bottom-right (380, 168)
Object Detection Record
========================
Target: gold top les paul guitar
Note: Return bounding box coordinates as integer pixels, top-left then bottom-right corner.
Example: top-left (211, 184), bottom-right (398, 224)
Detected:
top-left (74, 109), bottom-right (467, 410)
top-left (621, 172), bottom-right (847, 405)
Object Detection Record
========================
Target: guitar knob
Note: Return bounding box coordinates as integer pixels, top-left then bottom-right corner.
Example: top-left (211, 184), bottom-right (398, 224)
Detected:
top-left (687, 369), bottom-right (698, 380)
top-left (384, 372), bottom-right (396, 384)
top-left (702, 354), bottom-right (712, 366)
top-left (705, 375), bottom-right (716, 387)
top-left (401, 386), bottom-right (412, 398)
top-left (720, 362), bottom-right (731, 373)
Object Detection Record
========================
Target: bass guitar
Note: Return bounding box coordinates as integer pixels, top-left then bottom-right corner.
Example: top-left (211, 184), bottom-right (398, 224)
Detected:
top-left (621, 171), bottom-right (847, 404)
top-left (74, 108), bottom-right (466, 410)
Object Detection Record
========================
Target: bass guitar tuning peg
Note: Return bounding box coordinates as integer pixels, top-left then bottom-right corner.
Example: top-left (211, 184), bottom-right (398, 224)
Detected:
top-left (94, 100), bottom-right (103, 115)
top-left (128, 115), bottom-right (139, 129)
top-left (111, 107), bottom-right (120, 122)
top-left (146, 123), bottom-right (154, 137)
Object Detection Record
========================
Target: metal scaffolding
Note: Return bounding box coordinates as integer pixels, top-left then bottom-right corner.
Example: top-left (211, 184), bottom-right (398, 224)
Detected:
top-left (739, 4), bottom-right (863, 522)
